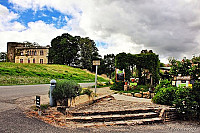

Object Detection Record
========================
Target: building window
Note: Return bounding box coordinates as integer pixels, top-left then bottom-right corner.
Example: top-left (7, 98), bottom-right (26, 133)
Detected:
top-left (20, 59), bottom-right (23, 63)
top-left (34, 50), bottom-right (37, 55)
top-left (40, 59), bottom-right (43, 64)
top-left (28, 58), bottom-right (30, 63)
top-left (33, 58), bottom-right (35, 63)
top-left (32, 50), bottom-right (34, 55)
top-left (27, 51), bottom-right (29, 56)
top-left (40, 50), bottom-right (44, 55)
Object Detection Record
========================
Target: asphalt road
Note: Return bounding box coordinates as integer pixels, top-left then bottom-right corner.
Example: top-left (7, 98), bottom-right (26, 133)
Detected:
top-left (0, 83), bottom-right (95, 112)
top-left (0, 84), bottom-right (199, 133)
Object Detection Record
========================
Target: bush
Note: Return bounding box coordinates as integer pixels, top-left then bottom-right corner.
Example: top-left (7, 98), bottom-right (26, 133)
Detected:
top-left (152, 87), bottom-right (176, 106)
top-left (153, 84), bottom-right (200, 120)
top-left (173, 87), bottom-right (199, 119)
top-left (155, 79), bottom-right (172, 92)
top-left (110, 81), bottom-right (124, 91)
top-left (52, 80), bottom-right (81, 106)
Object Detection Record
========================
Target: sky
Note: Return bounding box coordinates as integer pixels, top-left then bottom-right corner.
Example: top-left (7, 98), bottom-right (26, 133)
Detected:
top-left (0, 0), bottom-right (200, 63)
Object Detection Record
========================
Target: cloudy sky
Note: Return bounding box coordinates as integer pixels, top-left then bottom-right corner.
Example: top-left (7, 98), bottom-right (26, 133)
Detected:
top-left (0, 0), bottom-right (200, 63)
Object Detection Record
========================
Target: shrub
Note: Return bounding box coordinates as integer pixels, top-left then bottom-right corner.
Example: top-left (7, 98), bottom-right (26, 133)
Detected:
top-left (52, 80), bottom-right (81, 106)
top-left (153, 84), bottom-right (200, 120)
top-left (110, 81), bottom-right (124, 91)
top-left (152, 87), bottom-right (176, 106)
top-left (155, 79), bottom-right (172, 92)
top-left (173, 87), bottom-right (199, 119)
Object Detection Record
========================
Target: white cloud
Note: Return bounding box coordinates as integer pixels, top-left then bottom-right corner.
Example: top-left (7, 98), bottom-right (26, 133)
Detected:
top-left (0, 20), bottom-right (67, 52)
top-left (0, 4), bottom-right (25, 32)
top-left (2, 0), bottom-right (200, 63)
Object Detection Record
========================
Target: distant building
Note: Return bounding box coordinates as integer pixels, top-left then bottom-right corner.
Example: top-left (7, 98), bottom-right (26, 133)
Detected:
top-left (7, 42), bottom-right (49, 64)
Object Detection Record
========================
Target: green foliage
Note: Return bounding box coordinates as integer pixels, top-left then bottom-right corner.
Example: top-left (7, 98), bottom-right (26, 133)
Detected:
top-left (110, 81), bottom-right (124, 91)
top-left (155, 79), bottom-right (172, 92)
top-left (49, 33), bottom-right (80, 65)
top-left (169, 57), bottom-right (196, 77)
top-left (52, 80), bottom-right (81, 106)
top-left (0, 62), bottom-right (107, 85)
top-left (49, 33), bottom-right (100, 72)
top-left (153, 84), bottom-right (200, 119)
top-left (79, 37), bottom-right (100, 71)
top-left (173, 87), bottom-right (198, 119)
top-left (115, 52), bottom-right (160, 85)
top-left (98, 54), bottom-right (115, 78)
top-left (152, 87), bottom-right (176, 106)
top-left (135, 85), bottom-right (149, 91)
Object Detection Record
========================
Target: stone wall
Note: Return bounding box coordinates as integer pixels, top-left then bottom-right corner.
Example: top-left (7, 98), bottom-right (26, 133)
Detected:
top-left (7, 42), bottom-right (25, 62)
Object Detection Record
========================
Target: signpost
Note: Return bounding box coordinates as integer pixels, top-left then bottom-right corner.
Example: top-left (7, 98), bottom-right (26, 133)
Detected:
top-left (93, 60), bottom-right (100, 96)
top-left (36, 95), bottom-right (41, 116)
top-left (36, 96), bottom-right (40, 108)
top-left (116, 68), bottom-right (125, 82)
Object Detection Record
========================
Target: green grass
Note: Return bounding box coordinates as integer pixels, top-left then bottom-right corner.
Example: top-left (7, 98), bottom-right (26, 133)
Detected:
top-left (0, 62), bottom-right (108, 85)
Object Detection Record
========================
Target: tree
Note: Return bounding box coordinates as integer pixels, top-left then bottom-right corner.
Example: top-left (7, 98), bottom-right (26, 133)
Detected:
top-left (104, 54), bottom-right (115, 79)
top-left (49, 33), bottom-right (80, 65)
top-left (78, 37), bottom-right (100, 71)
top-left (115, 51), bottom-right (160, 85)
top-left (0, 52), bottom-right (7, 62)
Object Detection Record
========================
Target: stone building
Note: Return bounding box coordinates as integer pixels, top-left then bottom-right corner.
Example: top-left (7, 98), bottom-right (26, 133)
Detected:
top-left (7, 42), bottom-right (49, 64)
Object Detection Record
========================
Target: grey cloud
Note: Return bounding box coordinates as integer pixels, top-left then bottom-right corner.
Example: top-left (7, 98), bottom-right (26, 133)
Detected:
top-left (87, 0), bottom-right (200, 61)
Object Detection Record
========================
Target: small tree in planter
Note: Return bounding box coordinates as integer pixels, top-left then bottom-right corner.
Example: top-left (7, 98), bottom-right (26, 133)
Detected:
top-left (52, 80), bottom-right (81, 107)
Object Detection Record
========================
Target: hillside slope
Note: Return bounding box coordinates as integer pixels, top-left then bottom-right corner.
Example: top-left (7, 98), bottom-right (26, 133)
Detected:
top-left (0, 62), bottom-right (107, 85)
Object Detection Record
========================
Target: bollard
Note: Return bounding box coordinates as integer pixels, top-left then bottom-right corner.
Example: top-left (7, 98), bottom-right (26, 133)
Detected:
top-left (50, 79), bottom-right (56, 107)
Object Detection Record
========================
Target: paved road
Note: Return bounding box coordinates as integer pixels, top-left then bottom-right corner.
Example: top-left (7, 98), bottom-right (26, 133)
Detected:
top-left (0, 84), bottom-right (49, 112)
top-left (0, 83), bottom-right (95, 112)
top-left (0, 83), bottom-right (95, 100)
top-left (0, 84), bottom-right (199, 133)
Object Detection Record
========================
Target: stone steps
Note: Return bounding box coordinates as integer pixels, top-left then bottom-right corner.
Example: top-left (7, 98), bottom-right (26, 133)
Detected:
top-left (80, 117), bottom-right (163, 127)
top-left (66, 112), bottom-right (159, 122)
top-left (65, 108), bottom-right (165, 127)
top-left (71, 108), bottom-right (161, 116)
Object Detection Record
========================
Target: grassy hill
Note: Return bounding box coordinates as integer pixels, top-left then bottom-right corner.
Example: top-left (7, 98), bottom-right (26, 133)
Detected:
top-left (0, 62), bottom-right (108, 86)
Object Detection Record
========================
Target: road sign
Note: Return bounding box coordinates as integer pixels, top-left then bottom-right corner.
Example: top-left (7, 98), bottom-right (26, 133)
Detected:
top-left (36, 96), bottom-right (40, 108)
top-left (93, 60), bottom-right (100, 66)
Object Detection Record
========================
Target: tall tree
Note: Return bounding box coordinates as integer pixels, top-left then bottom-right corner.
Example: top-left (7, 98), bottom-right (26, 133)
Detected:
top-left (103, 54), bottom-right (115, 78)
top-left (78, 37), bottom-right (100, 71)
top-left (49, 33), bottom-right (80, 65)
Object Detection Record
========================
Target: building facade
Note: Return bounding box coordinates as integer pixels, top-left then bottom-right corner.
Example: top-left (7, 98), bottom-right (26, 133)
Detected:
top-left (7, 42), bottom-right (49, 64)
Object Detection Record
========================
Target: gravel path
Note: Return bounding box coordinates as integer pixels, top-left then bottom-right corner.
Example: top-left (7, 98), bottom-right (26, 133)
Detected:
top-left (73, 95), bottom-right (167, 113)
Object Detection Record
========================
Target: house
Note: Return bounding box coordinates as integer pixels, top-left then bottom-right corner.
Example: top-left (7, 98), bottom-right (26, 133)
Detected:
top-left (7, 42), bottom-right (49, 64)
